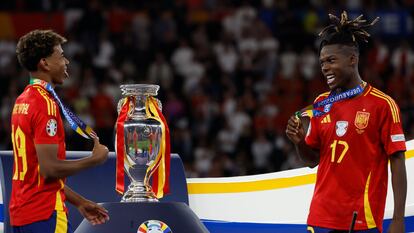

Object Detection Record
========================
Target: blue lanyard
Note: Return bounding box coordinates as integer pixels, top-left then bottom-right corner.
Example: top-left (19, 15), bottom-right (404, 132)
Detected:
top-left (30, 78), bottom-right (95, 139)
top-left (297, 83), bottom-right (366, 118)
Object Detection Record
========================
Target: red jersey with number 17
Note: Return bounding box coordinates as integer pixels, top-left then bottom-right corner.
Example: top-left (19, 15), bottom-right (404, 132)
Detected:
top-left (10, 84), bottom-right (67, 226)
top-left (305, 84), bottom-right (406, 232)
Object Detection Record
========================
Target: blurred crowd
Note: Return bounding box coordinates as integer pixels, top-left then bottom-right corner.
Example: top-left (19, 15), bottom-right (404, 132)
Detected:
top-left (1, 0), bottom-right (414, 178)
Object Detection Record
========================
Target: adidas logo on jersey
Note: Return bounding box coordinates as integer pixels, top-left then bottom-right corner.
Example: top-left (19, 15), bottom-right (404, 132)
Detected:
top-left (321, 114), bottom-right (331, 123)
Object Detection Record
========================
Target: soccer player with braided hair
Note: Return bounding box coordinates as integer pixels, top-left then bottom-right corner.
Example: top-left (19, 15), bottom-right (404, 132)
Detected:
top-left (286, 12), bottom-right (407, 233)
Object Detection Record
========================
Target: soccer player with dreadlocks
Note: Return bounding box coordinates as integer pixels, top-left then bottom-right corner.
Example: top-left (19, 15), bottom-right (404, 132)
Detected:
top-left (286, 12), bottom-right (407, 233)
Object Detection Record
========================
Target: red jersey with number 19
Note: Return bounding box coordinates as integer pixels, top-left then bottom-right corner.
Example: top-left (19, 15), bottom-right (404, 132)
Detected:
top-left (305, 84), bottom-right (406, 232)
top-left (10, 84), bottom-right (67, 226)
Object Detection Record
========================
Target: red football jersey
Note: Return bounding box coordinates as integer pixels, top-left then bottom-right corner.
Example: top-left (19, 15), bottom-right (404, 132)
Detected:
top-left (9, 84), bottom-right (67, 226)
top-left (305, 85), bottom-right (406, 232)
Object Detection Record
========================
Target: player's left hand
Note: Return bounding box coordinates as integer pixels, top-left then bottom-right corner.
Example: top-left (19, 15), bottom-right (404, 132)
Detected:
top-left (387, 218), bottom-right (405, 233)
top-left (286, 114), bottom-right (306, 145)
top-left (77, 199), bottom-right (109, 225)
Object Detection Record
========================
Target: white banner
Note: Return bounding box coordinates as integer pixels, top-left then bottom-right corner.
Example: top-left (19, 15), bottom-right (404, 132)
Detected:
top-left (187, 139), bottom-right (414, 224)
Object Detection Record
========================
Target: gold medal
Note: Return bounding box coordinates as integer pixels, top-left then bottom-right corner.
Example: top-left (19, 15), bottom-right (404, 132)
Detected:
top-left (295, 111), bottom-right (301, 129)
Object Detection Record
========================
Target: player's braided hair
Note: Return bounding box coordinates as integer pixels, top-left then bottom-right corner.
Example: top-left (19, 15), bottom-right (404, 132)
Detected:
top-left (319, 11), bottom-right (379, 51)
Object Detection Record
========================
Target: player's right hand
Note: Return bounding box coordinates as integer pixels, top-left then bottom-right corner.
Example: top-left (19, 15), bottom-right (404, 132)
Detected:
top-left (286, 115), bottom-right (306, 145)
top-left (91, 137), bottom-right (109, 165)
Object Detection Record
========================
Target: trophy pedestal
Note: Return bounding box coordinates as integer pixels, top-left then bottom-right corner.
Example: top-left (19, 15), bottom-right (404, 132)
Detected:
top-left (121, 182), bottom-right (158, 202)
top-left (74, 202), bottom-right (209, 233)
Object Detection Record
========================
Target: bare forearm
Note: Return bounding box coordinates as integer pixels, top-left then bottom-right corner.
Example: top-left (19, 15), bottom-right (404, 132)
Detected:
top-left (65, 186), bottom-right (87, 207)
top-left (295, 141), bottom-right (319, 168)
top-left (390, 152), bottom-right (407, 220)
top-left (42, 156), bottom-right (98, 179)
top-left (36, 143), bottom-right (107, 180)
top-left (65, 186), bottom-right (109, 225)
top-left (286, 114), bottom-right (319, 168)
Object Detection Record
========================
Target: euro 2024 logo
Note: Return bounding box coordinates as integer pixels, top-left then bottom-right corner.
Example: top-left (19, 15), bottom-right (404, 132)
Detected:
top-left (137, 220), bottom-right (172, 233)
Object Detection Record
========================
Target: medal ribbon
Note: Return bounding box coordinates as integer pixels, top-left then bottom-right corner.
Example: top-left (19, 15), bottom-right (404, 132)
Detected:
top-left (115, 96), bottom-right (133, 194)
top-left (297, 83), bottom-right (366, 118)
top-left (30, 78), bottom-right (96, 139)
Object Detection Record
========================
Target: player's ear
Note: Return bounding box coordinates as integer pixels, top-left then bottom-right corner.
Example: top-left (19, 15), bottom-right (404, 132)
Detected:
top-left (349, 53), bottom-right (358, 66)
top-left (38, 58), bottom-right (50, 71)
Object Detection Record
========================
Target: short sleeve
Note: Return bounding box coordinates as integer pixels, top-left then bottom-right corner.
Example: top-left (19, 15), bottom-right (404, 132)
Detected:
top-left (305, 117), bottom-right (320, 149)
top-left (379, 99), bottom-right (406, 156)
top-left (304, 93), bottom-right (329, 149)
top-left (32, 97), bottom-right (60, 144)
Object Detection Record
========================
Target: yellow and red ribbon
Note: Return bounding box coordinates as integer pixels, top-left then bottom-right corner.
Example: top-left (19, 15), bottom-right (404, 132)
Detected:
top-left (115, 96), bottom-right (170, 198)
top-left (145, 97), bottom-right (170, 198)
top-left (115, 97), bottom-right (133, 194)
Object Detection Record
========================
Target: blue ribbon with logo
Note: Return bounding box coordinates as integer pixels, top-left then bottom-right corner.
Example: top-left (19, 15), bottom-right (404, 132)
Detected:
top-left (30, 78), bottom-right (96, 139)
top-left (297, 83), bottom-right (366, 118)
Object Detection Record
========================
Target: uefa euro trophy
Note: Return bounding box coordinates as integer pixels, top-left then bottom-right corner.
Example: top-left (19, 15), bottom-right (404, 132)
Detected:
top-left (76, 84), bottom-right (209, 233)
top-left (115, 84), bottom-right (166, 202)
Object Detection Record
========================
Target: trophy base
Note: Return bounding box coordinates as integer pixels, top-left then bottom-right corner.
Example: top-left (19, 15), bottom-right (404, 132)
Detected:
top-left (121, 182), bottom-right (158, 202)
top-left (74, 202), bottom-right (210, 233)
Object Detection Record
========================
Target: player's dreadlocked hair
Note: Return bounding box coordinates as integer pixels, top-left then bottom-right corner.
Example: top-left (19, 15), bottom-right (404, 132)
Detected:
top-left (319, 11), bottom-right (379, 52)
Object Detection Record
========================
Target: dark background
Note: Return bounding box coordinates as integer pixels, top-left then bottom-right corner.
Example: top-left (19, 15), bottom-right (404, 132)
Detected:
top-left (0, 0), bottom-right (413, 178)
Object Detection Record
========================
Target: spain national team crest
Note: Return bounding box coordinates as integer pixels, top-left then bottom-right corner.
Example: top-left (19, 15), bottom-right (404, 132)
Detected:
top-left (137, 220), bottom-right (172, 233)
top-left (354, 111), bottom-right (370, 134)
top-left (46, 119), bottom-right (57, 136)
top-left (335, 121), bottom-right (348, 137)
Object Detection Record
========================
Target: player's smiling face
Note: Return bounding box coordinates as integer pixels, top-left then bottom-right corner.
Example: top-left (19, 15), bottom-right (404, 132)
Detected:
top-left (319, 44), bottom-right (357, 91)
top-left (44, 45), bottom-right (69, 86)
